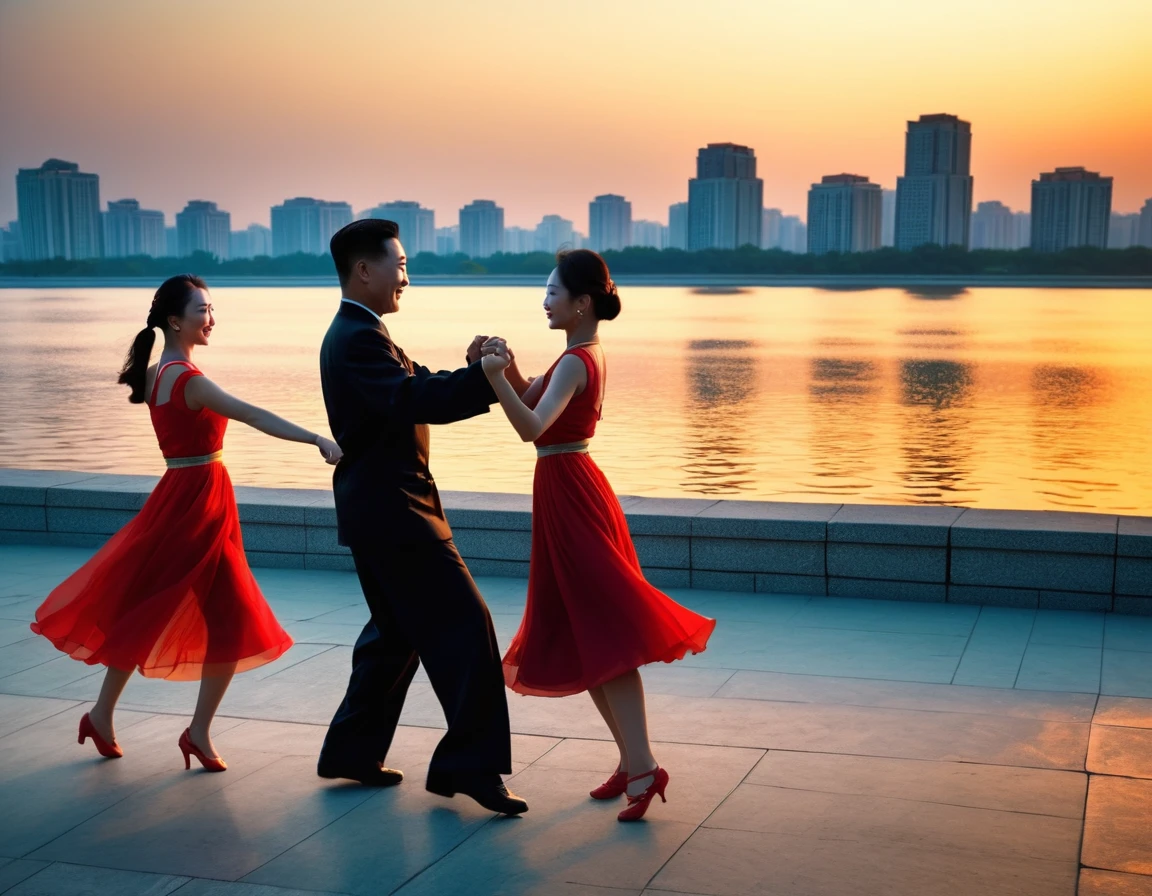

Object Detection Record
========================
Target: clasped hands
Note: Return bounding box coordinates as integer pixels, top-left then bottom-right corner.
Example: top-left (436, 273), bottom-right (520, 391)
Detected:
top-left (467, 334), bottom-right (512, 373)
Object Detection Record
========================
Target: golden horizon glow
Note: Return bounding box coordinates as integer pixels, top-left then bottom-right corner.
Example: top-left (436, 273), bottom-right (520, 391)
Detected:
top-left (1, 0), bottom-right (1150, 230)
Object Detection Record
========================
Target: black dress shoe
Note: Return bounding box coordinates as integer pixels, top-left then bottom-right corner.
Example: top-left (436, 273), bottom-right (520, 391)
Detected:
top-left (426, 771), bottom-right (528, 815)
top-left (317, 757), bottom-right (403, 787)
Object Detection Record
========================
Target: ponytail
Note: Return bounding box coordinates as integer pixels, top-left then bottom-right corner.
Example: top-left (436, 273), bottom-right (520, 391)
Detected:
top-left (117, 273), bottom-right (207, 403)
top-left (118, 326), bottom-right (158, 403)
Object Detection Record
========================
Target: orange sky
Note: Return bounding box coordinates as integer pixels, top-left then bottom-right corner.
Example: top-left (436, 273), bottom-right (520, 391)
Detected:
top-left (1, 0), bottom-right (1150, 230)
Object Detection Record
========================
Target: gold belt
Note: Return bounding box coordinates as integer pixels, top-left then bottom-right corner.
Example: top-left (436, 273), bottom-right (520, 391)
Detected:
top-left (165, 450), bottom-right (223, 469)
top-left (536, 440), bottom-right (590, 458)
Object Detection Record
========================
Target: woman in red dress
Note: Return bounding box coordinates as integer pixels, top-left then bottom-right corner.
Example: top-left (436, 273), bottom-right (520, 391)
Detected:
top-left (481, 250), bottom-right (715, 821)
top-left (31, 274), bottom-right (342, 771)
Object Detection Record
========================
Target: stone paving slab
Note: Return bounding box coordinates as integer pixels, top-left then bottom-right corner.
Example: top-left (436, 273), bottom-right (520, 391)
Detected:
top-left (1080, 869), bottom-right (1152, 896)
top-left (1082, 776), bottom-right (1152, 876)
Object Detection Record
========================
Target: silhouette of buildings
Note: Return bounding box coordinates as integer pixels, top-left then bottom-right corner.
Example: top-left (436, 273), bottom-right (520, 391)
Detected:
top-left (970, 201), bottom-right (1025, 250)
top-left (631, 220), bottom-right (667, 249)
top-left (1139, 199), bottom-right (1152, 248)
top-left (504, 226), bottom-right (535, 253)
top-left (459, 200), bottom-right (504, 257)
top-left (806, 174), bottom-right (882, 254)
top-left (1013, 212), bottom-right (1032, 249)
top-left (271, 197), bottom-right (352, 256)
top-left (103, 199), bottom-right (165, 258)
top-left (534, 215), bottom-right (575, 253)
top-left (229, 224), bottom-right (272, 259)
top-left (1108, 212), bottom-right (1141, 249)
top-left (1030, 167), bottom-right (1112, 252)
top-left (164, 226), bottom-right (179, 258)
top-left (1, 221), bottom-right (21, 261)
top-left (668, 202), bottom-right (689, 250)
top-left (363, 201), bottom-right (435, 255)
top-left (435, 226), bottom-right (459, 255)
top-left (16, 158), bottom-right (103, 260)
top-left (589, 194), bottom-right (632, 252)
top-left (881, 189), bottom-right (896, 247)
top-left (764, 214), bottom-right (807, 253)
top-left (894, 114), bottom-right (973, 250)
top-left (687, 143), bottom-right (763, 250)
top-left (761, 208), bottom-right (781, 250)
top-left (176, 200), bottom-right (230, 259)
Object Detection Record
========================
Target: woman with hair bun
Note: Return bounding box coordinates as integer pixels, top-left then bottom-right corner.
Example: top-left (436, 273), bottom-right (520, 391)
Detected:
top-left (31, 274), bottom-right (342, 772)
top-left (481, 249), bottom-right (715, 821)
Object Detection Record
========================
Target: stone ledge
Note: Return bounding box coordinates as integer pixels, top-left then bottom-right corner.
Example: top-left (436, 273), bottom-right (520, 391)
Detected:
top-left (828, 504), bottom-right (964, 546)
top-left (950, 508), bottom-right (1118, 555)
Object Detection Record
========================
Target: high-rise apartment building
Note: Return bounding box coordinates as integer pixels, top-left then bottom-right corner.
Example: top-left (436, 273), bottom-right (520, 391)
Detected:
top-left (589, 194), bottom-right (632, 252)
top-left (894, 114), bottom-right (973, 250)
top-left (16, 158), bottom-right (103, 260)
top-left (435, 226), bottom-right (460, 255)
top-left (363, 201), bottom-right (435, 255)
top-left (534, 215), bottom-right (575, 253)
top-left (103, 199), bottom-right (165, 258)
top-left (806, 174), bottom-right (882, 255)
top-left (1013, 212), bottom-right (1031, 249)
top-left (176, 201), bottom-right (231, 259)
top-left (504, 226), bottom-right (535, 254)
top-left (271, 197), bottom-right (353, 256)
top-left (1, 221), bottom-right (22, 262)
top-left (687, 143), bottom-right (763, 250)
top-left (1138, 199), bottom-right (1152, 248)
top-left (761, 208), bottom-right (782, 250)
top-left (668, 202), bottom-right (689, 250)
top-left (631, 220), bottom-right (667, 249)
top-left (165, 227), bottom-right (179, 258)
top-left (1030, 167), bottom-right (1112, 252)
top-left (1108, 213), bottom-right (1141, 249)
top-left (459, 200), bottom-right (504, 257)
top-left (229, 224), bottom-right (273, 259)
top-left (881, 189), bottom-right (896, 247)
top-left (970, 201), bottom-right (1018, 250)
top-left (779, 216), bottom-right (807, 253)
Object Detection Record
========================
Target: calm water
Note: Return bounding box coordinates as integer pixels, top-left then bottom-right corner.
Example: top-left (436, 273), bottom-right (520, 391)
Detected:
top-left (2, 284), bottom-right (1151, 513)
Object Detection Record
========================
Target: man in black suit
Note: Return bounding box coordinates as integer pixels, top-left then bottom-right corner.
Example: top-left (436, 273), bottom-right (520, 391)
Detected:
top-left (316, 218), bottom-right (526, 815)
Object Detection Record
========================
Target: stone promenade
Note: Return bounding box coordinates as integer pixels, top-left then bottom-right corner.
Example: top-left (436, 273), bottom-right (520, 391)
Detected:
top-left (2, 545), bottom-right (1152, 896)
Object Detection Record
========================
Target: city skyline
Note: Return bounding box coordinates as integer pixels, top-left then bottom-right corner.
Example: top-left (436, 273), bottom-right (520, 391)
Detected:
top-left (1, 0), bottom-right (1149, 231)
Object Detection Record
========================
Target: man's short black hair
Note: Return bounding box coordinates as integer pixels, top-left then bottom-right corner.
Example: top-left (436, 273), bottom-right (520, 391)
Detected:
top-left (330, 219), bottom-right (400, 287)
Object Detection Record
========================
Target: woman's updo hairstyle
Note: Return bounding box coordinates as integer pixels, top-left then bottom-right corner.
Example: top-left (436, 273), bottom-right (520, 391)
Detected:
top-left (117, 274), bottom-right (207, 403)
top-left (555, 249), bottom-right (621, 321)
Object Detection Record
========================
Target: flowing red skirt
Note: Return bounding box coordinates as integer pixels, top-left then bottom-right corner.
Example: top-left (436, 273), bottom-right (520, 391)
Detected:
top-left (503, 453), bottom-right (716, 697)
top-left (30, 464), bottom-right (293, 681)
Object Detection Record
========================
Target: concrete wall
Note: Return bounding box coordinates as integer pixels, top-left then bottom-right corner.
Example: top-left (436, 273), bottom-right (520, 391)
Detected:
top-left (2, 468), bottom-right (1150, 614)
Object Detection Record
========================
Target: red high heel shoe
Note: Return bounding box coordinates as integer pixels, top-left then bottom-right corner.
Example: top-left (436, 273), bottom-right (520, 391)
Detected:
top-left (78, 712), bottom-right (123, 759)
top-left (617, 766), bottom-right (669, 822)
top-left (590, 766), bottom-right (628, 800)
top-left (178, 728), bottom-right (227, 772)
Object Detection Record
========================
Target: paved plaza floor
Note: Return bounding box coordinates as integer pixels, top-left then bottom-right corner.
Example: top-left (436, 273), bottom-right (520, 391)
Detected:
top-left (2, 545), bottom-right (1152, 895)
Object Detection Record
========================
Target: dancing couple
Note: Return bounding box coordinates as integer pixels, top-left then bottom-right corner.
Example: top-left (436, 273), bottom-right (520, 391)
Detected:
top-left (31, 217), bottom-right (715, 822)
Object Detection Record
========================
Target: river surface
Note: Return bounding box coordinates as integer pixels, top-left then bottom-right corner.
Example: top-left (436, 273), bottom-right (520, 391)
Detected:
top-left (1, 284), bottom-right (1150, 513)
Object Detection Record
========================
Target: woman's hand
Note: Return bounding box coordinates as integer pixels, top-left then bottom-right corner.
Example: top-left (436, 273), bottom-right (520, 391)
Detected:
top-left (315, 435), bottom-right (343, 465)
top-left (482, 350), bottom-right (511, 376)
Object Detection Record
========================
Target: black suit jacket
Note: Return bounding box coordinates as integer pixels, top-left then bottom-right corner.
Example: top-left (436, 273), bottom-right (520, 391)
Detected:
top-left (320, 302), bottom-right (496, 546)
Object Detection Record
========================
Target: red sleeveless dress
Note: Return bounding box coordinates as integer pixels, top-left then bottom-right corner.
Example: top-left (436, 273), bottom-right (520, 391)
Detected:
top-left (30, 360), bottom-right (293, 680)
top-left (502, 346), bottom-right (716, 697)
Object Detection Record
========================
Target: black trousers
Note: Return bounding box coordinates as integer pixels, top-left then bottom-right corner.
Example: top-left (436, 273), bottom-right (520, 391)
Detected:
top-left (319, 539), bottom-right (512, 777)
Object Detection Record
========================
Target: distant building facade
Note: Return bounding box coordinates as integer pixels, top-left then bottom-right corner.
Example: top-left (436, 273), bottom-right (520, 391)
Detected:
top-left (631, 220), bottom-right (667, 249)
top-left (589, 194), bottom-right (632, 252)
top-left (687, 143), bottom-right (763, 250)
top-left (363, 201), bottom-right (435, 255)
top-left (1139, 199), bottom-right (1152, 248)
top-left (16, 158), bottom-right (103, 260)
top-left (1030, 167), bottom-right (1112, 252)
top-left (761, 208), bottom-right (782, 250)
top-left (1, 221), bottom-right (21, 261)
top-left (534, 215), bottom-right (575, 253)
top-left (176, 200), bottom-right (231, 259)
top-left (806, 174), bottom-right (882, 254)
top-left (229, 224), bottom-right (273, 259)
top-left (779, 216), bottom-right (807, 253)
top-left (459, 200), bottom-right (504, 257)
top-left (894, 114), bottom-right (973, 250)
top-left (668, 202), bottom-right (689, 250)
top-left (881, 189), bottom-right (896, 247)
top-left (435, 226), bottom-right (460, 255)
top-left (271, 198), bottom-right (353, 256)
top-left (504, 226), bottom-right (535, 254)
top-left (970, 201), bottom-right (1017, 250)
top-left (1108, 213), bottom-right (1141, 249)
top-left (165, 226), bottom-right (179, 258)
top-left (103, 199), bottom-right (165, 258)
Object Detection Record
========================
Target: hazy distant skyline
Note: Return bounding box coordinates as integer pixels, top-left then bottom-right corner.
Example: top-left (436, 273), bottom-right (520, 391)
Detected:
top-left (2, 0), bottom-right (1150, 230)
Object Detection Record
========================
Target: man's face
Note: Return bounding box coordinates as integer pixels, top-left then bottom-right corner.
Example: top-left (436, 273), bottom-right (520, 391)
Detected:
top-left (368, 238), bottom-right (408, 313)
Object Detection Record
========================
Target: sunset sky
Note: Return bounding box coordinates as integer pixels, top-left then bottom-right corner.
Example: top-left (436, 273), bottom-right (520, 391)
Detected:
top-left (1, 0), bottom-right (1150, 231)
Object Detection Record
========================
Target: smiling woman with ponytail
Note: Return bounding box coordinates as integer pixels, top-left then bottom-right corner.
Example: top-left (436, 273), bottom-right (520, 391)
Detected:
top-left (32, 274), bottom-right (344, 773)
